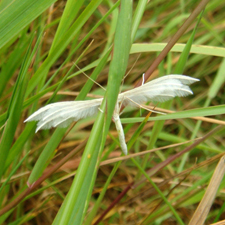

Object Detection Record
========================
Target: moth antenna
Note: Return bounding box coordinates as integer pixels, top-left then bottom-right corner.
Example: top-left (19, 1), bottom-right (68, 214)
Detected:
top-left (74, 64), bottom-right (106, 91)
top-left (122, 53), bottom-right (141, 83)
top-left (120, 54), bottom-right (141, 97)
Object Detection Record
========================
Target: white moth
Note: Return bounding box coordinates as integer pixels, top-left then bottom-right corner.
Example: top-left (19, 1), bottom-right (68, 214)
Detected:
top-left (25, 75), bottom-right (199, 155)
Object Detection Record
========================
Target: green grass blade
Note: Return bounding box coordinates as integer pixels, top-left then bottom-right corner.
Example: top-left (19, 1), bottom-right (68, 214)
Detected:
top-left (0, 44), bottom-right (30, 179)
top-left (76, 48), bottom-right (111, 100)
top-left (27, 45), bottom-right (109, 184)
top-left (208, 58), bottom-right (225, 99)
top-left (84, 162), bottom-right (121, 225)
top-left (0, 29), bottom-right (30, 97)
top-left (49, 0), bottom-right (86, 53)
top-left (106, 0), bottom-right (132, 124)
top-left (84, 112), bottom-right (150, 223)
top-left (131, 0), bottom-right (148, 42)
top-left (52, 99), bottom-right (106, 225)
top-left (131, 158), bottom-right (185, 225)
top-left (174, 10), bottom-right (204, 74)
top-left (122, 104), bottom-right (225, 123)
top-left (4, 123), bottom-right (36, 170)
top-left (130, 43), bottom-right (225, 57)
top-left (127, 112), bottom-right (151, 150)
top-left (141, 11), bottom-right (202, 172)
top-left (52, 1), bottom-right (132, 224)
top-left (26, 0), bottom-right (103, 97)
top-left (0, 0), bottom-right (57, 48)
top-left (0, 151), bottom-right (30, 194)
top-left (27, 128), bottom-right (67, 185)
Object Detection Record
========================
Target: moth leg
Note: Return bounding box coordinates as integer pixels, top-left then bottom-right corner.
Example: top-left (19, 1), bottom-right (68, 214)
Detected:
top-left (98, 108), bottom-right (104, 113)
top-left (142, 73), bottom-right (145, 85)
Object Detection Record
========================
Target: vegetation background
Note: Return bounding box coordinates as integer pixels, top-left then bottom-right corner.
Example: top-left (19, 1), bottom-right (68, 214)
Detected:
top-left (0, 0), bottom-right (225, 224)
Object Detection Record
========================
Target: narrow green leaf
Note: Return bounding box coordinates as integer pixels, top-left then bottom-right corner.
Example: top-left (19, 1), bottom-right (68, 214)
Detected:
top-left (131, 0), bottom-right (148, 42)
top-left (122, 104), bottom-right (225, 123)
top-left (127, 112), bottom-right (151, 149)
top-left (26, 0), bottom-right (103, 97)
top-left (0, 28), bottom-right (30, 97)
top-left (27, 128), bottom-right (67, 185)
top-left (208, 58), bottom-right (225, 99)
top-left (0, 54), bottom-right (29, 179)
top-left (0, 0), bottom-right (57, 48)
top-left (174, 10), bottom-right (204, 74)
top-left (4, 123), bottom-right (36, 171)
top-left (130, 43), bottom-right (225, 58)
top-left (27, 41), bottom-right (109, 184)
top-left (53, 1), bottom-right (133, 224)
top-left (141, 12), bottom-right (202, 172)
top-left (106, 0), bottom-right (132, 125)
top-left (52, 99), bottom-right (106, 225)
top-left (0, 151), bottom-right (30, 194)
top-left (50, 0), bottom-right (86, 53)
top-left (131, 158), bottom-right (185, 225)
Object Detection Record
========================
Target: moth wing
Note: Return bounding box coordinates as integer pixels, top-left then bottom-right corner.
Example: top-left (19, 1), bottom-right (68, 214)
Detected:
top-left (118, 75), bottom-right (199, 106)
top-left (25, 99), bottom-right (103, 132)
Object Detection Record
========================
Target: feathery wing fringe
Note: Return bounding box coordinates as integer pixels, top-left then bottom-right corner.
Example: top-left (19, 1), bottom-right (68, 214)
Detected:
top-left (25, 75), bottom-right (199, 132)
top-left (25, 99), bottom-right (103, 132)
top-left (118, 75), bottom-right (199, 106)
